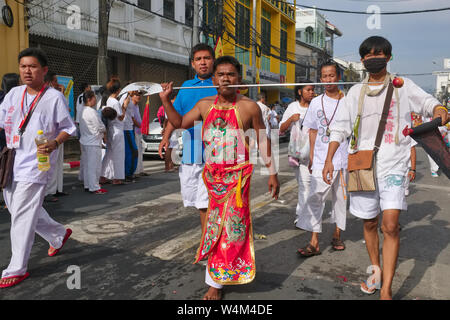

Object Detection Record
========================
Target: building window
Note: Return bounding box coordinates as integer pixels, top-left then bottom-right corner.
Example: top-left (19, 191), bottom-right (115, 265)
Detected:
top-left (305, 26), bottom-right (313, 44)
top-left (262, 56), bottom-right (271, 72)
top-left (280, 23), bottom-right (288, 61)
top-left (280, 62), bottom-right (287, 76)
top-left (203, 0), bottom-right (217, 31)
top-left (235, 47), bottom-right (250, 66)
top-left (185, 0), bottom-right (194, 26)
top-left (261, 9), bottom-right (271, 56)
top-left (164, 0), bottom-right (175, 20)
top-left (137, 0), bottom-right (151, 12)
top-left (236, 1), bottom-right (251, 49)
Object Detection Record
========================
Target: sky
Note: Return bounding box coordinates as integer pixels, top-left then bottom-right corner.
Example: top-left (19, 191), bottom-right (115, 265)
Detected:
top-left (293, 0), bottom-right (450, 93)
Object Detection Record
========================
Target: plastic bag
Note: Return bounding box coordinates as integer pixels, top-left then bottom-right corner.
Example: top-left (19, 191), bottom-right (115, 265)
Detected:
top-left (287, 120), bottom-right (310, 167)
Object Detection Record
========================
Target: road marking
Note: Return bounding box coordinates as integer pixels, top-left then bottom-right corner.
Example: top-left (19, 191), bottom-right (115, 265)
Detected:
top-left (147, 178), bottom-right (298, 260)
top-left (412, 183), bottom-right (450, 193)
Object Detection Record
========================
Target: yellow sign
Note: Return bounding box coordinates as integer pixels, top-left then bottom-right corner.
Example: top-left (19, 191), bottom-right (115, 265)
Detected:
top-left (64, 79), bottom-right (74, 99)
top-left (215, 37), bottom-right (224, 58)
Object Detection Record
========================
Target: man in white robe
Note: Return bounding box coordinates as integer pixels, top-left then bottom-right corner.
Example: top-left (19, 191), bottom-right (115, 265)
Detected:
top-left (0, 48), bottom-right (76, 288)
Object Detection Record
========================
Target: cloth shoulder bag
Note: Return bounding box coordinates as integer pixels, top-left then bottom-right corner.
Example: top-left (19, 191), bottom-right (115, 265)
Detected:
top-left (347, 78), bottom-right (394, 192)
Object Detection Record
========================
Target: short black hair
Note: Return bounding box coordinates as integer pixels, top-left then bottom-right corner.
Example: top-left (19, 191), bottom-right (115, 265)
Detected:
top-left (359, 36), bottom-right (392, 59)
top-left (44, 71), bottom-right (56, 83)
top-left (107, 79), bottom-right (121, 94)
top-left (191, 43), bottom-right (215, 61)
top-left (295, 80), bottom-right (314, 100)
top-left (213, 56), bottom-right (241, 76)
top-left (79, 82), bottom-right (90, 92)
top-left (1, 73), bottom-right (20, 93)
top-left (18, 47), bottom-right (48, 67)
top-left (319, 60), bottom-right (341, 78)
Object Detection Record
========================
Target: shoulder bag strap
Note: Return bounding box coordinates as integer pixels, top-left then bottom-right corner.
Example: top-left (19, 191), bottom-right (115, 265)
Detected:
top-left (374, 81), bottom-right (394, 152)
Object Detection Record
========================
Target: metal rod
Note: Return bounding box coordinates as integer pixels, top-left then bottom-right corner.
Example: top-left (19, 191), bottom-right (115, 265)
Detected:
top-left (173, 81), bottom-right (381, 90)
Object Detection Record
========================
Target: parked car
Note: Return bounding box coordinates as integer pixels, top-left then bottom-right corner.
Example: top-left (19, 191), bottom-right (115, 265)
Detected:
top-left (142, 118), bottom-right (164, 156)
top-left (142, 118), bottom-right (182, 157)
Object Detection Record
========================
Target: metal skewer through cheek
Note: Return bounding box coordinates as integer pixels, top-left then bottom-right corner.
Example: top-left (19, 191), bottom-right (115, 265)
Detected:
top-left (172, 81), bottom-right (382, 91)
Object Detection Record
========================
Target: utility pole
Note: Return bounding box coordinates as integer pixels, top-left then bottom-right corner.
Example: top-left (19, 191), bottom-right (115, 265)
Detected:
top-left (98, 0), bottom-right (114, 85)
top-left (192, 0), bottom-right (199, 47)
top-left (251, 0), bottom-right (257, 100)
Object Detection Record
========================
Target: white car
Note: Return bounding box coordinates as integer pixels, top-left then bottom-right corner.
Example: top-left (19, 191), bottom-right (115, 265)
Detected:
top-left (142, 118), bottom-right (164, 156)
top-left (142, 118), bottom-right (182, 156)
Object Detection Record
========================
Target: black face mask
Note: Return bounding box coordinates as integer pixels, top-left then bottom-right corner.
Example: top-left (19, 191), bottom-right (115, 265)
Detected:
top-left (363, 57), bottom-right (388, 74)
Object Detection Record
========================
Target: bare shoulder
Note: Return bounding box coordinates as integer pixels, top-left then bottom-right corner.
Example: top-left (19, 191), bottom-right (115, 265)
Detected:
top-left (238, 95), bottom-right (260, 114)
top-left (196, 96), bottom-right (216, 112)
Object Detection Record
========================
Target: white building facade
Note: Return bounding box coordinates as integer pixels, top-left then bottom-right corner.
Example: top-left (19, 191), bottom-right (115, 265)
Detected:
top-left (28, 0), bottom-right (196, 112)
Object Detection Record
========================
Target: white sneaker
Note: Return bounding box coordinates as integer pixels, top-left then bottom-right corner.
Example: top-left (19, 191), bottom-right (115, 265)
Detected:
top-left (431, 172), bottom-right (439, 178)
top-left (405, 189), bottom-right (409, 196)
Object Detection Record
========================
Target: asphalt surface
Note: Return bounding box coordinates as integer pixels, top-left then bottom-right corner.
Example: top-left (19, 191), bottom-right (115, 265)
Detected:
top-left (0, 143), bottom-right (449, 300)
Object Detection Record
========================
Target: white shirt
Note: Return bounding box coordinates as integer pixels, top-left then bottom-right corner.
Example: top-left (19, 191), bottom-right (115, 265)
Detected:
top-left (269, 110), bottom-right (278, 128)
top-left (80, 106), bottom-right (106, 146)
top-left (119, 95), bottom-right (137, 131)
top-left (133, 104), bottom-right (142, 135)
top-left (280, 100), bottom-right (309, 134)
top-left (75, 93), bottom-right (84, 124)
top-left (303, 93), bottom-right (348, 171)
top-left (107, 96), bottom-right (124, 132)
top-left (0, 85), bottom-right (76, 184)
top-left (330, 77), bottom-right (439, 178)
top-left (257, 101), bottom-right (271, 135)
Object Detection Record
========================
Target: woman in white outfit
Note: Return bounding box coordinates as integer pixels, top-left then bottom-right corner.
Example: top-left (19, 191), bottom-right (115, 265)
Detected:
top-left (279, 83), bottom-right (315, 225)
top-left (100, 79), bottom-right (126, 185)
top-left (80, 90), bottom-right (107, 194)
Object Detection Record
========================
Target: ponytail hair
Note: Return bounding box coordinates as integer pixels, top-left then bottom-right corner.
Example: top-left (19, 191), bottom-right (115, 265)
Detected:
top-left (295, 80), bottom-right (314, 101)
top-left (82, 90), bottom-right (96, 104)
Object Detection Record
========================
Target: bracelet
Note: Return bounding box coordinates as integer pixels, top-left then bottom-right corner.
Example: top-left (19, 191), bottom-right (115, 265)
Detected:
top-left (409, 169), bottom-right (416, 172)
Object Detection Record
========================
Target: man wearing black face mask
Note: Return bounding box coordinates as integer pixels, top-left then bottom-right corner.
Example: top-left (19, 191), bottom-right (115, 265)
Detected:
top-left (322, 36), bottom-right (448, 300)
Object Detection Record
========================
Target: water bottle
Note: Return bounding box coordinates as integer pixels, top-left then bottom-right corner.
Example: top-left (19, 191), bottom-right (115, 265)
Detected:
top-left (35, 130), bottom-right (50, 171)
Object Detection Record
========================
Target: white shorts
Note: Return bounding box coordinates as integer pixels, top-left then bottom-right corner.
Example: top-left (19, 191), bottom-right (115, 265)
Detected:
top-left (350, 174), bottom-right (408, 220)
top-left (169, 132), bottom-right (179, 149)
top-left (179, 163), bottom-right (209, 210)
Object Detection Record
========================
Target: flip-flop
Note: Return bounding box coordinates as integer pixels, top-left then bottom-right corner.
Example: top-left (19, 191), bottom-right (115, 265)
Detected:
top-left (48, 228), bottom-right (72, 257)
top-left (0, 272), bottom-right (30, 289)
top-left (91, 189), bottom-right (107, 195)
top-left (360, 280), bottom-right (380, 295)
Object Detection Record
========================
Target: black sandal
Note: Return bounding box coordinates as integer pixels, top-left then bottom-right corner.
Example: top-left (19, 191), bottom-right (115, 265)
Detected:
top-left (297, 244), bottom-right (321, 258)
top-left (331, 238), bottom-right (345, 251)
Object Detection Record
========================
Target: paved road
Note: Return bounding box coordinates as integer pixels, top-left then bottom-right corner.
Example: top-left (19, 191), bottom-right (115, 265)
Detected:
top-left (0, 144), bottom-right (448, 300)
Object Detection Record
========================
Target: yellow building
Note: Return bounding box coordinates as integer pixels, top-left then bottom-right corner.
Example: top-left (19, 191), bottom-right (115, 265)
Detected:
top-left (203, 0), bottom-right (296, 104)
top-left (0, 1), bottom-right (29, 81)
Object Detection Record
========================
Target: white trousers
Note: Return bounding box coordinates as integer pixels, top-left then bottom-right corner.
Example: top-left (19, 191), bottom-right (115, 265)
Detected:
top-left (78, 142), bottom-right (84, 182)
top-left (296, 169), bottom-right (347, 233)
top-left (2, 181), bottom-right (66, 278)
top-left (81, 145), bottom-right (102, 192)
top-left (135, 132), bottom-right (144, 174)
top-left (101, 129), bottom-right (125, 180)
top-left (428, 155), bottom-right (439, 173)
top-left (46, 144), bottom-right (64, 195)
top-left (294, 164), bottom-right (311, 221)
top-left (205, 266), bottom-right (223, 289)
